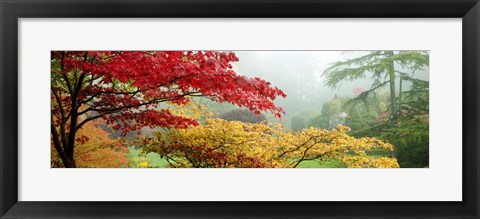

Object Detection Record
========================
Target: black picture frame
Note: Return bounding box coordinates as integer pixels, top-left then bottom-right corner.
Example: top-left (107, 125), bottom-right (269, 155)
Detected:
top-left (1, 0), bottom-right (479, 218)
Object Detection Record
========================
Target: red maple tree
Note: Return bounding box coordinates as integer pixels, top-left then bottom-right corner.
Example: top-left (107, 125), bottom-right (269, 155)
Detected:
top-left (51, 51), bottom-right (286, 167)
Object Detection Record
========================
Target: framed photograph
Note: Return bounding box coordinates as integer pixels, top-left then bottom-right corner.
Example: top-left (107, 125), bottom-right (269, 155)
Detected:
top-left (1, 0), bottom-right (479, 218)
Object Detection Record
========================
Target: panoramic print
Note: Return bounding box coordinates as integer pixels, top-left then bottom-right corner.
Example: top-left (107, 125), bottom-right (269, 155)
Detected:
top-left (51, 51), bottom-right (429, 168)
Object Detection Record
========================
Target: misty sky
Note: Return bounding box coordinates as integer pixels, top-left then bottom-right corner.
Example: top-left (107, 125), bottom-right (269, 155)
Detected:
top-left (228, 51), bottom-right (429, 126)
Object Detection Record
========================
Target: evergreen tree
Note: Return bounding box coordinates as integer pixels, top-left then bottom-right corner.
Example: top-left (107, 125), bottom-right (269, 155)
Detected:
top-left (323, 51), bottom-right (429, 158)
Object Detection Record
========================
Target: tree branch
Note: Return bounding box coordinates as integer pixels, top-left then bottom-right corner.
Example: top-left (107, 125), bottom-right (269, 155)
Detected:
top-left (76, 92), bottom-right (204, 130)
top-left (51, 86), bottom-right (66, 120)
top-left (51, 114), bottom-right (69, 166)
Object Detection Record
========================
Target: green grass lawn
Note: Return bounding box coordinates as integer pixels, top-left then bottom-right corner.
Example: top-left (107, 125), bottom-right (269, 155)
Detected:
top-left (298, 159), bottom-right (346, 168)
top-left (145, 152), bottom-right (170, 167)
top-left (127, 146), bottom-right (170, 168)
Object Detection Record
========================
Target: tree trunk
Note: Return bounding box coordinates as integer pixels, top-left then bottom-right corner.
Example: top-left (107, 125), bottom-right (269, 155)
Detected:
top-left (387, 51), bottom-right (398, 158)
top-left (398, 77), bottom-right (403, 114)
top-left (62, 73), bottom-right (85, 168)
top-left (64, 156), bottom-right (76, 168)
top-left (58, 152), bottom-right (76, 168)
top-left (51, 118), bottom-right (75, 167)
top-left (51, 132), bottom-right (76, 168)
top-left (65, 111), bottom-right (78, 167)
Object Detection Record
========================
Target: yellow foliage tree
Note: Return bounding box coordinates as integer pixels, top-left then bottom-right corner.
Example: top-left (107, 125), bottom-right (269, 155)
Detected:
top-left (139, 110), bottom-right (399, 168)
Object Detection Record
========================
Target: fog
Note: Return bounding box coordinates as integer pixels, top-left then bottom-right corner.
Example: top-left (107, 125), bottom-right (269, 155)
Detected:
top-left (225, 51), bottom-right (429, 128)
